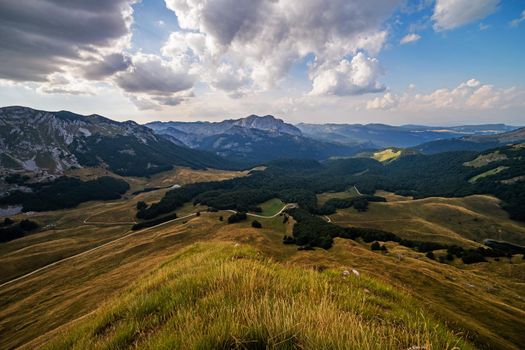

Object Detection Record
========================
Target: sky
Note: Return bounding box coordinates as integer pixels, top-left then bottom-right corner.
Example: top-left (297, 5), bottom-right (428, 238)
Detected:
top-left (0, 0), bottom-right (524, 125)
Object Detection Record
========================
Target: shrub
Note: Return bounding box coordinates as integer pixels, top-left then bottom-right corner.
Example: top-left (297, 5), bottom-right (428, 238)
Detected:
top-left (2, 218), bottom-right (14, 226)
top-left (136, 201), bottom-right (147, 210)
top-left (353, 199), bottom-right (369, 212)
top-left (371, 241), bottom-right (381, 251)
top-left (251, 220), bottom-right (262, 228)
top-left (219, 216), bottom-right (224, 222)
top-left (132, 212), bottom-right (178, 231)
top-left (283, 235), bottom-right (295, 244)
top-left (0, 219), bottom-right (39, 243)
top-left (426, 251), bottom-right (435, 260)
top-left (462, 250), bottom-right (487, 264)
top-left (19, 219), bottom-right (39, 231)
top-left (228, 212), bottom-right (247, 224)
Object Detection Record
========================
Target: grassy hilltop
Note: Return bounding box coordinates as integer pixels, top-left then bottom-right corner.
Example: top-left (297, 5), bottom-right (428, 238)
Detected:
top-left (44, 242), bottom-right (470, 350)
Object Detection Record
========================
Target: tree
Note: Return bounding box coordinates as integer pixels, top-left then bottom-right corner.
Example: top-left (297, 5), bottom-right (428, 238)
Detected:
top-left (136, 201), bottom-right (147, 210)
top-left (20, 219), bottom-right (39, 231)
top-left (3, 218), bottom-right (14, 226)
top-left (251, 220), bottom-right (262, 228)
top-left (353, 199), bottom-right (369, 212)
top-left (425, 251), bottom-right (435, 260)
top-left (283, 235), bottom-right (295, 244)
top-left (196, 211), bottom-right (200, 217)
top-left (228, 212), bottom-right (247, 224)
top-left (219, 216), bottom-right (224, 221)
top-left (370, 241), bottom-right (381, 251)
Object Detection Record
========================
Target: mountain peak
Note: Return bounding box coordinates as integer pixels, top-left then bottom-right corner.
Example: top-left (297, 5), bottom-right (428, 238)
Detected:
top-left (233, 114), bottom-right (301, 135)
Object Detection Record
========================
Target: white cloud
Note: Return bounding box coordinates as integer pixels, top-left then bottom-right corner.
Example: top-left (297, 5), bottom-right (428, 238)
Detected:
top-left (432, 0), bottom-right (499, 31)
top-left (163, 0), bottom-right (399, 96)
top-left (479, 23), bottom-right (490, 30)
top-left (114, 53), bottom-right (196, 109)
top-left (366, 79), bottom-right (525, 111)
top-left (309, 53), bottom-right (385, 96)
top-left (37, 73), bottom-right (98, 95)
top-left (510, 10), bottom-right (525, 27)
top-left (400, 33), bottom-right (421, 44)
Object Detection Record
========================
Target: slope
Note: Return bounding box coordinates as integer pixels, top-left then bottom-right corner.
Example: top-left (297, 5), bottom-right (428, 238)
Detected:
top-left (40, 242), bottom-right (470, 350)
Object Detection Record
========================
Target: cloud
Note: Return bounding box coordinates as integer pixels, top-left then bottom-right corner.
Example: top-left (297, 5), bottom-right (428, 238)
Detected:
top-left (400, 33), bottom-right (421, 44)
top-left (510, 10), bottom-right (525, 27)
top-left (309, 53), bottom-right (385, 96)
top-left (478, 23), bottom-right (490, 30)
top-left (163, 0), bottom-right (399, 95)
top-left (432, 0), bottom-right (499, 31)
top-left (83, 53), bottom-right (132, 80)
top-left (366, 79), bottom-right (525, 111)
top-left (114, 53), bottom-right (196, 109)
top-left (0, 0), bottom-right (133, 82)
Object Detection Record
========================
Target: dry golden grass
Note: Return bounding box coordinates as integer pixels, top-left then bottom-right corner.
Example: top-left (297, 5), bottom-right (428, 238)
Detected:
top-left (0, 167), bottom-right (248, 284)
top-left (2, 177), bottom-right (525, 349)
top-left (328, 193), bottom-right (525, 247)
top-left (42, 242), bottom-right (471, 350)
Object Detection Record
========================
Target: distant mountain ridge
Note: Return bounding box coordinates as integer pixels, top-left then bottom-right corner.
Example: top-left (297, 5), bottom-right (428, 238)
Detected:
top-left (147, 115), bottom-right (366, 163)
top-left (296, 123), bottom-right (518, 148)
top-left (414, 127), bottom-right (525, 154)
top-left (0, 106), bottom-right (236, 179)
top-left (147, 114), bottom-right (301, 143)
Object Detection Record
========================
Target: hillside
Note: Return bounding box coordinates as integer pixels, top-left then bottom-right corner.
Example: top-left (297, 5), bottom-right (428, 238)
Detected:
top-left (42, 242), bottom-right (471, 349)
top-left (0, 106), bottom-right (237, 178)
top-left (1, 187), bottom-right (523, 349)
top-left (414, 127), bottom-right (525, 154)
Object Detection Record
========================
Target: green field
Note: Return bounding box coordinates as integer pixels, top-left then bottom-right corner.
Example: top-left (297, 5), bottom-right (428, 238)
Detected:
top-left (468, 166), bottom-right (509, 183)
top-left (372, 148), bottom-right (402, 162)
top-left (255, 198), bottom-right (285, 216)
top-left (316, 187), bottom-right (360, 205)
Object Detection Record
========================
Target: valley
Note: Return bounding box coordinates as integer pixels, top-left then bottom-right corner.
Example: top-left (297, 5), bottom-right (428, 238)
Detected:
top-left (1, 109), bottom-right (525, 350)
top-left (1, 161), bottom-right (524, 349)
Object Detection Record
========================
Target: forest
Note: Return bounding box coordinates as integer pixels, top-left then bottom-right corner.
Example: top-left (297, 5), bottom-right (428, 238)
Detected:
top-left (138, 146), bottom-right (524, 223)
top-left (0, 176), bottom-right (129, 212)
top-left (135, 144), bottom-right (525, 261)
top-left (0, 218), bottom-right (39, 243)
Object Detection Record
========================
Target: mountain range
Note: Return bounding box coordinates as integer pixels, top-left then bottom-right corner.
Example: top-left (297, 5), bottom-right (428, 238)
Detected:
top-left (1, 106), bottom-right (524, 182)
top-left (414, 126), bottom-right (525, 154)
top-left (0, 106), bottom-right (235, 178)
top-left (147, 116), bottom-right (367, 163)
top-left (296, 122), bottom-right (518, 148)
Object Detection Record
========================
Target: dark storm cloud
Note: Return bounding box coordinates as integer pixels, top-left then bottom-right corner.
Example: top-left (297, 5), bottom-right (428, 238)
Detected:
top-left (0, 0), bottom-right (133, 82)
